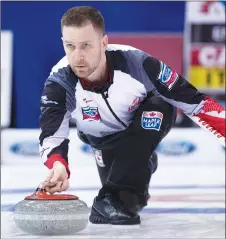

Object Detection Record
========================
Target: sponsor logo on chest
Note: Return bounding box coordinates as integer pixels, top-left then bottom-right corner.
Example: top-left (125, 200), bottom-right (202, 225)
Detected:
top-left (82, 106), bottom-right (101, 122)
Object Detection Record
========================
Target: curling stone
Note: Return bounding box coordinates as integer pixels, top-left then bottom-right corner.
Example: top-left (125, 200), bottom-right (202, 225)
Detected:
top-left (14, 185), bottom-right (89, 235)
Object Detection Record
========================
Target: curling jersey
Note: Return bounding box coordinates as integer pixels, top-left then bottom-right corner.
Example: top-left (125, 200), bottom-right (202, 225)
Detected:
top-left (39, 44), bottom-right (205, 163)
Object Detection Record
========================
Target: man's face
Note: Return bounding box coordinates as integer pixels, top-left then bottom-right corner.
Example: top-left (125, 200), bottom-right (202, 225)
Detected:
top-left (62, 23), bottom-right (107, 79)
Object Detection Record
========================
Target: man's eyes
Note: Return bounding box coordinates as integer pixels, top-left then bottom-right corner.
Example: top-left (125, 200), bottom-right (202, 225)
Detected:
top-left (65, 43), bottom-right (90, 49)
top-left (66, 44), bottom-right (74, 48)
top-left (81, 43), bottom-right (90, 49)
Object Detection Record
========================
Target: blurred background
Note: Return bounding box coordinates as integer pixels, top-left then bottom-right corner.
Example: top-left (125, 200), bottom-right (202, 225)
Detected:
top-left (1, 3), bottom-right (225, 237)
top-left (1, 1), bottom-right (225, 160)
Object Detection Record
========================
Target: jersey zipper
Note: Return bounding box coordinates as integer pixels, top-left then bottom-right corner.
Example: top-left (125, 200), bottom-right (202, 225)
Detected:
top-left (101, 91), bottom-right (127, 129)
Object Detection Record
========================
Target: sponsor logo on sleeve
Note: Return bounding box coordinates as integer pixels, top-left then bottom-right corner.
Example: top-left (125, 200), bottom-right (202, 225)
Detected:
top-left (41, 95), bottom-right (58, 105)
top-left (158, 62), bottom-right (179, 90)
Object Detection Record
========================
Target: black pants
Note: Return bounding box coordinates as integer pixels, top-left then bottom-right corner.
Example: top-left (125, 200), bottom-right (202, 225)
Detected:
top-left (85, 96), bottom-right (176, 208)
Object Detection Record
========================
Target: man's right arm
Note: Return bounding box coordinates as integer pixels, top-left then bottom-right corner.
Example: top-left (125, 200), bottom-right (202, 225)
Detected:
top-left (39, 80), bottom-right (71, 178)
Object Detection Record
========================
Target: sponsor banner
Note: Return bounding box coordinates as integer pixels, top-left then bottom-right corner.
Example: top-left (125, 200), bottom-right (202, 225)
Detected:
top-left (155, 128), bottom-right (224, 165)
top-left (80, 128), bottom-right (224, 165)
top-left (1, 31), bottom-right (13, 128)
top-left (184, 2), bottom-right (225, 93)
top-left (2, 128), bottom-right (224, 166)
top-left (1, 129), bottom-right (93, 167)
top-left (1, 129), bottom-right (41, 165)
top-left (156, 140), bottom-right (197, 156)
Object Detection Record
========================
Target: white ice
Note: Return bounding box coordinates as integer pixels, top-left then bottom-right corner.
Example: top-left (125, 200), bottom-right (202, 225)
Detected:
top-left (1, 149), bottom-right (225, 238)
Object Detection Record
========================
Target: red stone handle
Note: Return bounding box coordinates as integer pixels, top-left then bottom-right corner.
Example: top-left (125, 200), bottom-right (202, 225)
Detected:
top-left (24, 183), bottom-right (79, 200)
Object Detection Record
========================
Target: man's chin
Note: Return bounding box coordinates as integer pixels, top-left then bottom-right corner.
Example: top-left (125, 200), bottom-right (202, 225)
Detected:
top-left (74, 70), bottom-right (89, 79)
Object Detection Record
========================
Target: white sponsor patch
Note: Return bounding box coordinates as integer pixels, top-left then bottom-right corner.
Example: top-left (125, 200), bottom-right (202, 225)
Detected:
top-left (41, 95), bottom-right (58, 105)
top-left (141, 111), bottom-right (163, 131)
top-left (93, 149), bottom-right (105, 167)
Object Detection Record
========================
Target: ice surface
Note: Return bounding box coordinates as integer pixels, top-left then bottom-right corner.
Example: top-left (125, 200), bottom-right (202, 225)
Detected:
top-left (1, 155), bottom-right (225, 238)
top-left (2, 211), bottom-right (225, 238)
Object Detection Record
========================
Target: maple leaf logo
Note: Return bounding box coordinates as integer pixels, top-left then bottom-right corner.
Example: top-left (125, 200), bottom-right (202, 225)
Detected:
top-left (149, 112), bottom-right (156, 117)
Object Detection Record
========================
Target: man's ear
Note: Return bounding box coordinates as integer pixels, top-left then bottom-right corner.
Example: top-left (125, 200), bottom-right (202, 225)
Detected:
top-left (103, 34), bottom-right (108, 50)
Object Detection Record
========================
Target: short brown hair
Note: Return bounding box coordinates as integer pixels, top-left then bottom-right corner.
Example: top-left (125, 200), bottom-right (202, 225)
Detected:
top-left (61, 6), bottom-right (105, 35)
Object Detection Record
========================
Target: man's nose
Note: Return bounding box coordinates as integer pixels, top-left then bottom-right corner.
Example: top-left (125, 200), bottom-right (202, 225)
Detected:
top-left (72, 48), bottom-right (84, 61)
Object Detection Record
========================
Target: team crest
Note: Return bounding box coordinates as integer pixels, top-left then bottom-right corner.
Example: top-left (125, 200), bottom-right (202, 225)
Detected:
top-left (158, 62), bottom-right (179, 90)
top-left (141, 111), bottom-right (163, 131)
top-left (82, 106), bottom-right (101, 122)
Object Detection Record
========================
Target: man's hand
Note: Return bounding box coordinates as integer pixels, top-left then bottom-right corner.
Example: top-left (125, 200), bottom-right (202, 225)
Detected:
top-left (43, 161), bottom-right (69, 194)
top-left (195, 96), bottom-right (225, 137)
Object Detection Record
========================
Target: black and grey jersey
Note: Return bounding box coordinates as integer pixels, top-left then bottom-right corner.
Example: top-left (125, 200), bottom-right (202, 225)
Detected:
top-left (39, 44), bottom-right (205, 163)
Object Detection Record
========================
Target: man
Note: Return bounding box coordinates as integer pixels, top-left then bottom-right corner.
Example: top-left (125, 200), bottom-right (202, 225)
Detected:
top-left (40, 6), bottom-right (225, 225)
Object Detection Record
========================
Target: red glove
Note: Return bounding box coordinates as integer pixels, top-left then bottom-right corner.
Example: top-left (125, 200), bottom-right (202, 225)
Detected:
top-left (44, 154), bottom-right (71, 179)
top-left (195, 96), bottom-right (225, 137)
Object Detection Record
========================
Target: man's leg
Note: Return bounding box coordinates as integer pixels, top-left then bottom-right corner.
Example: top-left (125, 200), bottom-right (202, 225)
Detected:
top-left (119, 151), bottom-right (158, 213)
top-left (92, 148), bottom-right (158, 213)
top-left (89, 96), bottom-right (177, 224)
top-left (77, 131), bottom-right (117, 189)
top-left (91, 147), bottom-right (115, 186)
top-left (118, 96), bottom-right (176, 212)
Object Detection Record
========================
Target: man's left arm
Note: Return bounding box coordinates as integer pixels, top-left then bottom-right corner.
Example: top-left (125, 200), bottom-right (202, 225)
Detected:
top-left (142, 55), bottom-right (225, 137)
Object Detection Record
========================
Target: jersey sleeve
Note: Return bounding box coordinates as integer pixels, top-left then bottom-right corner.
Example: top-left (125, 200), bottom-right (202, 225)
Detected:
top-left (39, 80), bottom-right (71, 164)
top-left (141, 54), bottom-right (206, 115)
